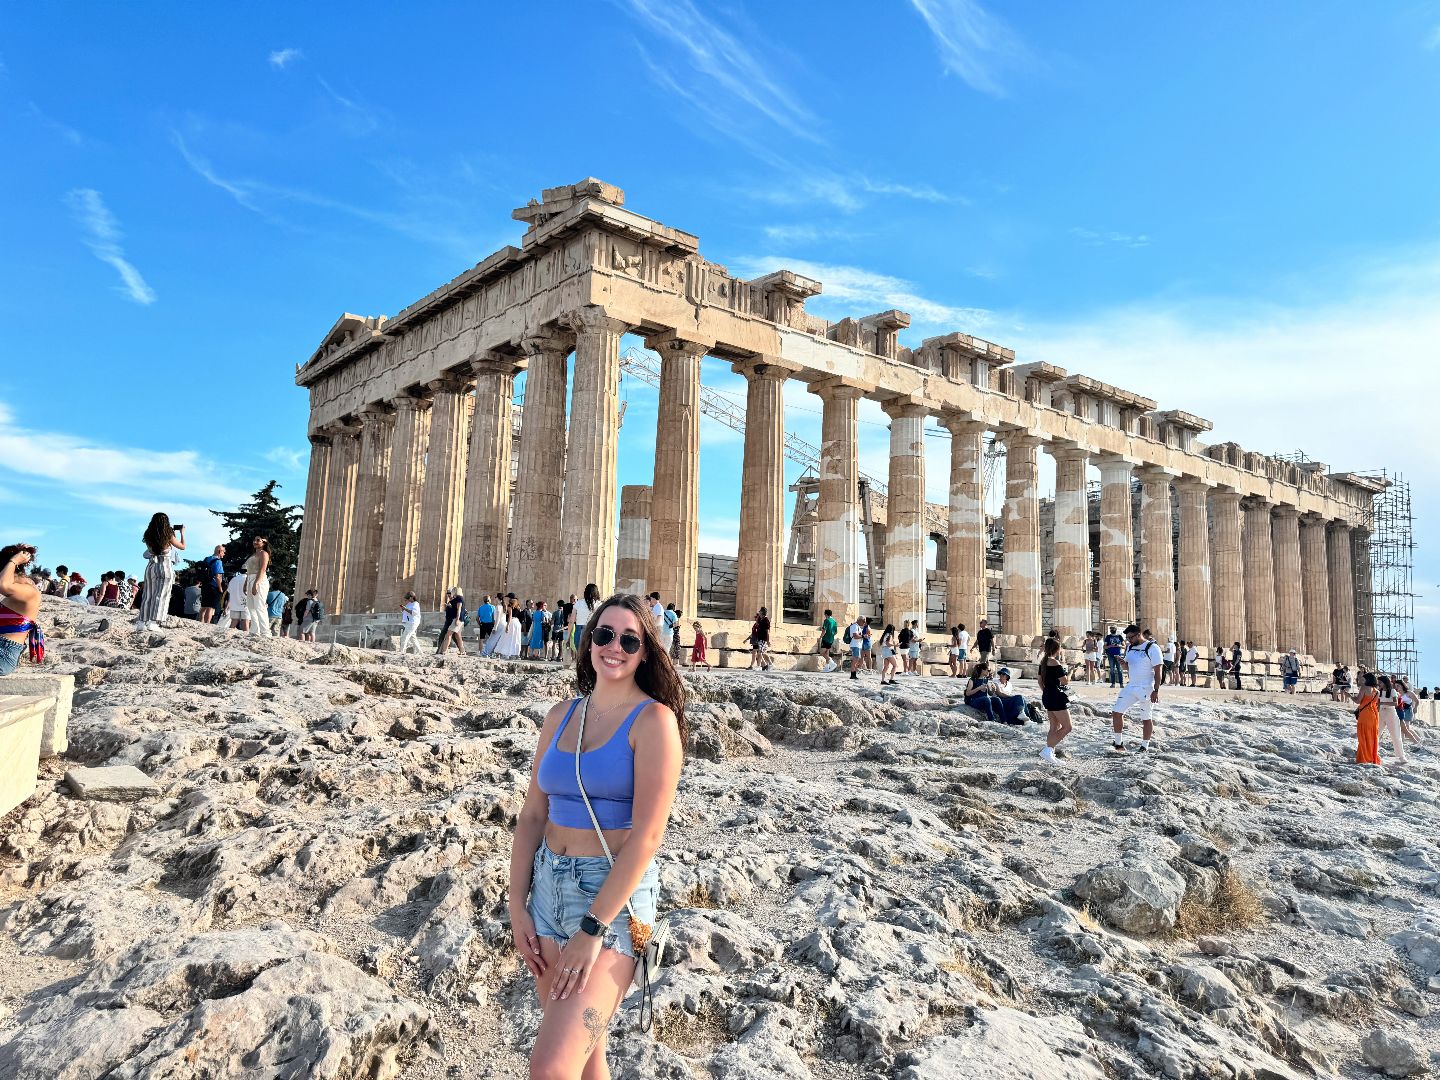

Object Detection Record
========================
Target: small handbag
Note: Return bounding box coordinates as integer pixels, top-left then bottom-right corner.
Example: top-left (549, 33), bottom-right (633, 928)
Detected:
top-left (573, 696), bottom-right (671, 1032)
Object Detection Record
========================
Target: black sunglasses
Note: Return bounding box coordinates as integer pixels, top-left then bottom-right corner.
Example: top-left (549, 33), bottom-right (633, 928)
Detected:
top-left (591, 626), bottom-right (644, 654)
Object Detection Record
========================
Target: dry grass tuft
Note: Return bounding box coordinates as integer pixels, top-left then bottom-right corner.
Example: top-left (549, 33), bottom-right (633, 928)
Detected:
top-left (1174, 869), bottom-right (1265, 937)
top-left (682, 882), bottom-right (720, 910)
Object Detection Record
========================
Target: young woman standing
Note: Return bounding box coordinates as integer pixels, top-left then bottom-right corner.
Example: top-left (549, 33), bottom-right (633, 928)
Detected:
top-left (243, 537), bottom-right (272, 638)
top-left (1352, 672), bottom-right (1382, 765)
top-left (1081, 632), bottom-right (1100, 685)
top-left (877, 623), bottom-right (898, 685)
top-left (1377, 675), bottom-right (1408, 765)
top-left (136, 513), bottom-right (185, 631)
top-left (510, 594), bottom-right (685, 1079)
top-left (1038, 637), bottom-right (1073, 764)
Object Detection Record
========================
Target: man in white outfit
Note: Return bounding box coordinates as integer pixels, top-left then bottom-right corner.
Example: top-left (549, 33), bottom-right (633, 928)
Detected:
top-left (1111, 623), bottom-right (1162, 752)
top-left (398, 591), bottom-right (422, 654)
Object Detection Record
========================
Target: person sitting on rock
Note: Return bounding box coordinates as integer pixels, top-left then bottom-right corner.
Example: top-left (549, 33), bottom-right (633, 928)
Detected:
top-left (963, 662), bottom-right (1008, 723)
top-left (991, 667), bottom-right (1029, 724)
top-left (509, 593), bottom-right (685, 1078)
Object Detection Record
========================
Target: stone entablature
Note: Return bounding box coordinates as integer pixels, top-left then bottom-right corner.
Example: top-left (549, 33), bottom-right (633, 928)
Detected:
top-left (295, 178), bottom-right (1382, 660)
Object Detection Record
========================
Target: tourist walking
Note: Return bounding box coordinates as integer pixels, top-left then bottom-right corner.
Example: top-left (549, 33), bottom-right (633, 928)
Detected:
top-left (525, 599), bottom-right (550, 660)
top-left (509, 593), bottom-right (684, 1076)
top-left (266, 586), bottom-right (287, 636)
top-left (226, 569), bottom-right (249, 631)
top-left (1039, 637), bottom-right (1073, 763)
top-left (242, 538), bottom-right (272, 637)
top-left (1352, 672), bottom-right (1381, 765)
top-left (947, 626), bottom-right (962, 678)
top-left (878, 623), bottom-right (898, 685)
top-left (690, 621), bottom-right (710, 670)
top-left (751, 607), bottom-right (773, 671)
top-left (846, 616), bottom-right (867, 679)
top-left (571, 584), bottom-right (600, 657)
top-left (295, 590), bottom-right (324, 641)
top-left (438, 587), bottom-right (467, 656)
top-left (1162, 637), bottom-right (1177, 685)
top-left (1396, 678), bottom-right (1422, 745)
top-left (199, 545), bottom-right (226, 624)
top-left (907, 620), bottom-right (924, 675)
top-left (1281, 648), bottom-right (1300, 693)
top-left (0, 544), bottom-right (42, 676)
top-left (1110, 624), bottom-right (1162, 752)
top-left (660, 603), bottom-right (679, 657)
top-left (1377, 675), bottom-right (1408, 765)
top-left (1184, 642), bottom-right (1199, 686)
top-left (135, 513), bottom-right (185, 631)
top-left (1230, 642), bottom-right (1244, 690)
top-left (896, 621), bottom-right (912, 679)
top-left (974, 619), bottom-right (994, 672)
top-left (816, 609), bottom-right (839, 673)
top-left (477, 594), bottom-right (497, 647)
top-left (495, 602), bottom-right (523, 658)
top-left (398, 592), bottom-right (422, 654)
top-left (668, 609), bottom-right (683, 664)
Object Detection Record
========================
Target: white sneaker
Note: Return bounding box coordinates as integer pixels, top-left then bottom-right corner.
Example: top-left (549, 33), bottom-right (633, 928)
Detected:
top-left (1039, 746), bottom-right (1056, 764)
top-left (822, 662), bottom-right (837, 673)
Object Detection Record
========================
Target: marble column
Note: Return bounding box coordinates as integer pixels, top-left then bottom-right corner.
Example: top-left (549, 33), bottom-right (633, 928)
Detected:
top-left (1048, 446), bottom-right (1090, 637)
top-left (941, 415), bottom-right (987, 632)
top-left (1242, 497), bottom-right (1277, 651)
top-left (1174, 478), bottom-right (1213, 646)
top-left (1327, 522), bottom-right (1356, 667)
top-left (375, 392), bottom-right (431, 613)
top-left (561, 307), bottom-right (626, 596)
top-left (412, 374), bottom-right (472, 610)
top-left (882, 400), bottom-right (928, 628)
top-left (1271, 504), bottom-right (1304, 655)
top-left (1210, 488), bottom-right (1246, 648)
top-left (1136, 467), bottom-right (1176, 642)
top-left (508, 331), bottom-right (570, 603)
top-left (1000, 432), bottom-right (1042, 641)
top-left (319, 424), bottom-right (360, 612)
top-left (343, 408), bottom-right (394, 613)
top-left (1096, 455), bottom-right (1136, 626)
top-left (646, 334), bottom-right (706, 616)
top-left (812, 381), bottom-right (865, 624)
top-left (295, 433), bottom-right (331, 596)
top-left (1353, 528), bottom-right (1375, 667)
top-left (616, 485), bottom-right (652, 595)
top-left (1300, 514), bottom-right (1332, 663)
top-left (734, 359), bottom-right (787, 624)
top-left (459, 354), bottom-right (520, 598)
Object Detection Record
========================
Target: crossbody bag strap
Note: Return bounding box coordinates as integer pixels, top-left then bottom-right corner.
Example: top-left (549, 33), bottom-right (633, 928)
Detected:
top-left (573, 696), bottom-right (638, 923)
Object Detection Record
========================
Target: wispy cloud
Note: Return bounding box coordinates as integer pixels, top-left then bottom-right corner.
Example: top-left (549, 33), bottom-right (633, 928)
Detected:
top-left (1069, 226), bottom-right (1151, 249)
top-left (171, 132), bottom-right (266, 213)
top-left (26, 100), bottom-right (84, 145)
top-left (619, 0), bottom-right (820, 144)
top-left (748, 171), bottom-right (964, 214)
top-left (65, 188), bottom-right (157, 305)
top-left (264, 446), bottom-right (306, 472)
top-left (269, 47), bottom-right (303, 69)
top-left (316, 76), bottom-right (380, 134)
top-left (908, 0), bottom-right (1031, 96)
top-left (729, 255), bottom-right (993, 330)
top-left (1425, 26), bottom-right (1440, 50)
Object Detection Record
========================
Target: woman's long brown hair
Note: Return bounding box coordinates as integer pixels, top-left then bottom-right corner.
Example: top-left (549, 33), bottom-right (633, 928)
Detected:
top-left (576, 592), bottom-right (687, 750)
top-left (142, 513), bottom-right (174, 556)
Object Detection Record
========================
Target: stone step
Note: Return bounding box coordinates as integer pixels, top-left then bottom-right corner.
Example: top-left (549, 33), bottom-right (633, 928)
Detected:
top-left (0, 694), bottom-right (52, 818)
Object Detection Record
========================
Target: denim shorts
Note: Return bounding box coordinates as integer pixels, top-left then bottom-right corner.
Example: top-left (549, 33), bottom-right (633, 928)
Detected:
top-left (528, 839), bottom-right (659, 960)
top-left (0, 637), bottom-right (23, 675)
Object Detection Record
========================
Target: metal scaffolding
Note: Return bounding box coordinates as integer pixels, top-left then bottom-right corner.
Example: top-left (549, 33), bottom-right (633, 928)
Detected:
top-left (1354, 470), bottom-right (1418, 681)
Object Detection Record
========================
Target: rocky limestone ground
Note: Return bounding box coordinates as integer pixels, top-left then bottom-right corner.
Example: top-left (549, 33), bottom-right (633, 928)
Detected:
top-left (1, 597), bottom-right (1439, 1079)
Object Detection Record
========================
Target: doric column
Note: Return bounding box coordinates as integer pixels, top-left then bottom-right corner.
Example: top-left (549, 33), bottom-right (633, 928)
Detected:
top-left (561, 307), bottom-right (627, 596)
top-left (1174, 478), bottom-right (1213, 646)
top-left (343, 408), bottom-right (394, 613)
top-left (1353, 528), bottom-right (1375, 667)
top-left (734, 359), bottom-right (787, 624)
top-left (1301, 514), bottom-right (1332, 663)
top-left (1327, 522), bottom-right (1356, 667)
top-left (1000, 431), bottom-right (1042, 640)
top-left (616, 485), bottom-right (652, 595)
top-left (1136, 466), bottom-right (1177, 642)
top-left (459, 354), bottom-right (520, 597)
top-left (1095, 455), bottom-right (1136, 626)
top-left (412, 373), bottom-right (472, 610)
top-left (375, 392), bottom-right (431, 613)
top-left (941, 415), bottom-right (987, 631)
top-left (1271, 504), bottom-right (1304, 655)
top-left (1242, 496), bottom-right (1277, 651)
top-left (812, 380), bottom-right (865, 623)
top-left (319, 424), bottom-right (360, 612)
top-left (1048, 445), bottom-right (1090, 637)
top-left (508, 331), bottom-right (570, 603)
top-left (646, 333), bottom-right (707, 616)
top-left (882, 400), bottom-right (929, 628)
top-left (295, 433), bottom-right (332, 596)
top-left (1210, 488), bottom-right (1246, 648)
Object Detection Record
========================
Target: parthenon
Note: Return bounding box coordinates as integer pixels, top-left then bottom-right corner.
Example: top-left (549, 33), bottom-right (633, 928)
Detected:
top-left (294, 178), bottom-right (1383, 667)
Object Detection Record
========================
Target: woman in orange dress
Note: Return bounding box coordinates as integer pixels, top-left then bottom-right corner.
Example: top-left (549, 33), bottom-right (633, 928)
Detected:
top-left (1352, 671), bottom-right (1381, 765)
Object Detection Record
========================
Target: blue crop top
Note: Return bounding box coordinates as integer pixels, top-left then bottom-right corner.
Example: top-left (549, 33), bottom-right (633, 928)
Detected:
top-left (537, 697), bottom-right (652, 831)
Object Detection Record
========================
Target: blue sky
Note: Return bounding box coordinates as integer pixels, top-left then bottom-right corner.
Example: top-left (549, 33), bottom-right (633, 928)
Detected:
top-left (2, 2), bottom-right (1436, 674)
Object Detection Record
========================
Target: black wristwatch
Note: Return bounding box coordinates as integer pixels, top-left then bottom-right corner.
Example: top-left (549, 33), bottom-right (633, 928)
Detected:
top-left (578, 912), bottom-right (609, 938)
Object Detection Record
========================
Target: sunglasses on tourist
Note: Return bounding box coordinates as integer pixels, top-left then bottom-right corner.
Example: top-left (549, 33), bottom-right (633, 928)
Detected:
top-left (591, 626), bottom-right (644, 654)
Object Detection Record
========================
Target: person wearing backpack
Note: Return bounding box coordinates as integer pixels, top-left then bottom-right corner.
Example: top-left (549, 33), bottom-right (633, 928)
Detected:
top-left (1110, 624), bottom-right (1162, 752)
top-left (1281, 648), bottom-right (1300, 693)
top-left (296, 589), bottom-right (324, 642)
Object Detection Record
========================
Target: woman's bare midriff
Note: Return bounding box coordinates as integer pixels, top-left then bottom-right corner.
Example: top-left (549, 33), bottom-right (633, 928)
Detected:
top-left (544, 822), bottom-right (632, 858)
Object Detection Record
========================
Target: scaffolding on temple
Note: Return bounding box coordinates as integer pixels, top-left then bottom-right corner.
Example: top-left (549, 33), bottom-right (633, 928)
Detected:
top-left (1353, 470), bottom-right (1418, 681)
